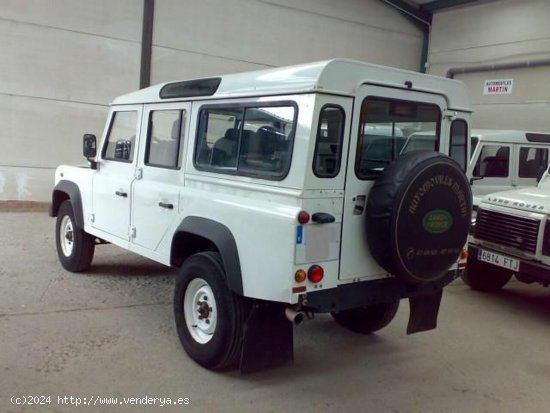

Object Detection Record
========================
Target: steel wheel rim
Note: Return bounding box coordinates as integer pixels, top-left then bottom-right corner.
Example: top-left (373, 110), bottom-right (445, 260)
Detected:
top-left (184, 278), bottom-right (217, 344)
top-left (60, 215), bottom-right (74, 257)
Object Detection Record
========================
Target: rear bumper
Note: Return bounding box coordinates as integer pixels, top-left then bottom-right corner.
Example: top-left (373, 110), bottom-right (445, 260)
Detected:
top-left (301, 269), bottom-right (458, 313)
top-left (468, 244), bottom-right (550, 284)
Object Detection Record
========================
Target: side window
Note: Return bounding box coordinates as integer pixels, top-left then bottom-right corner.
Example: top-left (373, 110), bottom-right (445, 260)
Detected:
top-left (518, 147), bottom-right (548, 178)
top-left (195, 103), bottom-right (297, 179)
top-left (356, 97), bottom-right (440, 179)
top-left (145, 110), bottom-right (185, 169)
top-left (450, 119), bottom-right (467, 171)
top-left (473, 145), bottom-right (510, 177)
top-left (103, 111), bottom-right (138, 162)
top-left (313, 106), bottom-right (345, 178)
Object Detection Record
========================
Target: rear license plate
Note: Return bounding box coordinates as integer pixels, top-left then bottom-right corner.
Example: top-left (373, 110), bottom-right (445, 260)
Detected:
top-left (477, 248), bottom-right (519, 271)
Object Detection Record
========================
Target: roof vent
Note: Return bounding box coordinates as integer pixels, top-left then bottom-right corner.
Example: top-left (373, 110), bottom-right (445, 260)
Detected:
top-left (159, 77), bottom-right (222, 99)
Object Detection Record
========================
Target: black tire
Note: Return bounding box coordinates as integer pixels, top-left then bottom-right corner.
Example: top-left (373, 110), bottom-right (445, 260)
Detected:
top-left (331, 301), bottom-right (400, 334)
top-left (174, 252), bottom-right (247, 370)
top-left (366, 151), bottom-right (472, 284)
top-left (55, 200), bottom-right (95, 272)
top-left (461, 258), bottom-right (512, 291)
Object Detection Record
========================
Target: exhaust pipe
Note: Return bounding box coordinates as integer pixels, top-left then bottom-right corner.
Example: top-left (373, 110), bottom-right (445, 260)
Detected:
top-left (285, 307), bottom-right (305, 326)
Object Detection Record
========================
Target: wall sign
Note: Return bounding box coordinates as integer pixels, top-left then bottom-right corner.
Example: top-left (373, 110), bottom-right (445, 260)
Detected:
top-left (483, 79), bottom-right (513, 95)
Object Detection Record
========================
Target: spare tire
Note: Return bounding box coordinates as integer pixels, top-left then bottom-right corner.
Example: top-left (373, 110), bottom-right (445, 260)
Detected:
top-left (366, 151), bottom-right (472, 284)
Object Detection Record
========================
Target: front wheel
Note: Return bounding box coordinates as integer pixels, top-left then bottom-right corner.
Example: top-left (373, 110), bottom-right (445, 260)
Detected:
top-left (55, 200), bottom-right (95, 272)
top-left (174, 252), bottom-right (248, 370)
top-left (331, 301), bottom-right (399, 334)
top-left (461, 258), bottom-right (512, 291)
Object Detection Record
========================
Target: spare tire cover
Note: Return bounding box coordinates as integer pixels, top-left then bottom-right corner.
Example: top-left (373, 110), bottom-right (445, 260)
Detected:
top-left (366, 151), bottom-right (472, 284)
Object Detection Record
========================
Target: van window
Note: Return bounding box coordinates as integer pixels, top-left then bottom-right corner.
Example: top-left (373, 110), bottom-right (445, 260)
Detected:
top-left (313, 105), bottom-right (345, 178)
top-left (518, 147), bottom-right (548, 178)
top-left (145, 110), bottom-right (185, 169)
top-left (102, 111), bottom-right (138, 162)
top-left (355, 97), bottom-right (440, 179)
top-left (450, 119), bottom-right (467, 171)
top-left (194, 103), bottom-right (296, 179)
top-left (473, 145), bottom-right (510, 177)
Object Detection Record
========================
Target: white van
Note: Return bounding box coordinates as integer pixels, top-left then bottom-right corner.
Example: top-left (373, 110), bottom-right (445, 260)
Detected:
top-left (467, 129), bottom-right (550, 207)
top-left (49, 59), bottom-right (473, 372)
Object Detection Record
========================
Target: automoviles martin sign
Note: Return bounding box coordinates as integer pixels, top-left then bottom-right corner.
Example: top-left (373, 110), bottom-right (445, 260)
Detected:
top-left (483, 79), bottom-right (514, 95)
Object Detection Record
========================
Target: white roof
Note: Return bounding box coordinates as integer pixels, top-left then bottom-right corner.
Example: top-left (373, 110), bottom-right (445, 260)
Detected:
top-left (113, 58), bottom-right (471, 111)
top-left (471, 129), bottom-right (550, 144)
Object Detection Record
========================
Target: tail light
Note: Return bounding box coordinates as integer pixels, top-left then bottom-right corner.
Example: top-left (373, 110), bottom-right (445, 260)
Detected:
top-left (308, 265), bottom-right (324, 283)
top-left (298, 210), bottom-right (310, 224)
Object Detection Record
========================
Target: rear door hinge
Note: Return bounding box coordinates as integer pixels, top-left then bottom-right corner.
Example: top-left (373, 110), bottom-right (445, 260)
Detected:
top-left (130, 226), bottom-right (136, 239)
top-left (135, 168), bottom-right (143, 180)
top-left (444, 110), bottom-right (457, 120)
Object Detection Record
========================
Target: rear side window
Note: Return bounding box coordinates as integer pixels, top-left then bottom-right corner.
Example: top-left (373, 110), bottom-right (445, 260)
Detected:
top-left (355, 97), bottom-right (440, 179)
top-left (102, 111), bottom-right (138, 162)
top-left (313, 106), bottom-right (345, 178)
top-left (450, 119), bottom-right (468, 171)
top-left (194, 103), bottom-right (297, 179)
top-left (145, 110), bottom-right (186, 169)
top-left (518, 147), bottom-right (548, 178)
top-left (473, 145), bottom-right (510, 177)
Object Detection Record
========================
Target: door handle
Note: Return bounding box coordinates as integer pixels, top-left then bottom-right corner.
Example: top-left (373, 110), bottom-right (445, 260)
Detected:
top-left (158, 202), bottom-right (174, 210)
top-left (115, 190), bottom-right (128, 198)
top-left (311, 212), bottom-right (335, 224)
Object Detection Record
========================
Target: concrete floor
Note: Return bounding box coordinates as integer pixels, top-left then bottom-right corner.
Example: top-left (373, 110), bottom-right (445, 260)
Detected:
top-left (1, 213), bottom-right (549, 413)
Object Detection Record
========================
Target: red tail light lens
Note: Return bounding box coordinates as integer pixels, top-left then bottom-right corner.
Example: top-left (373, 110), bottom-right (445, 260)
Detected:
top-left (308, 265), bottom-right (324, 283)
top-left (298, 210), bottom-right (310, 224)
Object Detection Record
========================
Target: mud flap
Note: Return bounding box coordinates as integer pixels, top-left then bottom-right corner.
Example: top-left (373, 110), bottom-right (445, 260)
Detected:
top-left (240, 301), bottom-right (293, 374)
top-left (406, 289), bottom-right (443, 334)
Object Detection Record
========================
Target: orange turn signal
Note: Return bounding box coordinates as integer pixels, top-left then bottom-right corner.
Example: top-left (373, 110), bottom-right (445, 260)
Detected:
top-left (295, 269), bottom-right (307, 283)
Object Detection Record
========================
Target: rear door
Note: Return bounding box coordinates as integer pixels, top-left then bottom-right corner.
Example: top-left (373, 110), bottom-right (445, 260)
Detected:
top-left (515, 144), bottom-right (549, 188)
top-left (339, 86), bottom-right (447, 282)
top-left (131, 102), bottom-right (190, 254)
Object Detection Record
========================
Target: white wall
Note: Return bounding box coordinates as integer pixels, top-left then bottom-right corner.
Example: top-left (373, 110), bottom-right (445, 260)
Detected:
top-left (428, 0), bottom-right (550, 131)
top-left (0, 0), bottom-right (423, 202)
top-left (0, 0), bottom-right (142, 202)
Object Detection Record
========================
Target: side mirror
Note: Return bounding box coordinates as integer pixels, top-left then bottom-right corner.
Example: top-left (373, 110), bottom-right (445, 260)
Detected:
top-left (469, 176), bottom-right (483, 185)
top-left (83, 134), bottom-right (98, 169)
top-left (83, 134), bottom-right (97, 158)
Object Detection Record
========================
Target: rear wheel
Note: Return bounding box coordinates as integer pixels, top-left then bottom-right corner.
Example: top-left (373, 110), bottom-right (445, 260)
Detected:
top-left (55, 200), bottom-right (95, 272)
top-left (331, 301), bottom-right (399, 334)
top-left (461, 258), bottom-right (512, 291)
top-left (174, 252), bottom-right (247, 370)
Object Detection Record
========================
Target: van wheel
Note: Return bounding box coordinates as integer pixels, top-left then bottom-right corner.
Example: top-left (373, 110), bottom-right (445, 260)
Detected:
top-left (55, 200), bottom-right (95, 272)
top-left (174, 252), bottom-right (247, 370)
top-left (331, 301), bottom-right (399, 334)
top-left (461, 259), bottom-right (512, 291)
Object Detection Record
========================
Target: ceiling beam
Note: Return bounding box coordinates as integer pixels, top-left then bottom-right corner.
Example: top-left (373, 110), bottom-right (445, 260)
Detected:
top-left (421, 0), bottom-right (481, 12)
top-left (380, 0), bottom-right (432, 24)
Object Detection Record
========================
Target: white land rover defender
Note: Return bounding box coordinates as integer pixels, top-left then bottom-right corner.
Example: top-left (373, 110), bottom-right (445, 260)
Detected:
top-left (466, 166), bottom-right (550, 291)
top-left (49, 59), bottom-right (472, 373)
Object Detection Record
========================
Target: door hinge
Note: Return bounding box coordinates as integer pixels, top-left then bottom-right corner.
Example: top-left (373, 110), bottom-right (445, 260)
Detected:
top-left (443, 110), bottom-right (458, 120)
top-left (130, 227), bottom-right (136, 239)
top-left (89, 213), bottom-right (95, 223)
top-left (135, 168), bottom-right (143, 180)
